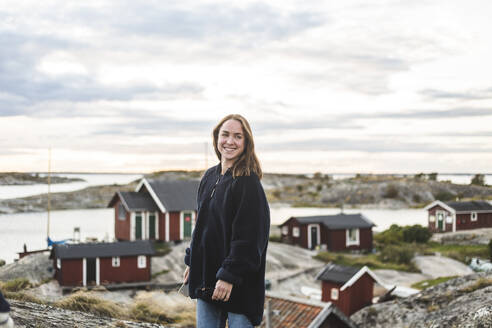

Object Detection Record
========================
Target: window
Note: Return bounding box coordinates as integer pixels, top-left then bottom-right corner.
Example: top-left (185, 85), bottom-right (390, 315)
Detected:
top-left (112, 256), bottom-right (120, 267)
top-left (137, 255), bottom-right (147, 269)
top-left (429, 215), bottom-right (435, 222)
top-left (331, 288), bottom-right (339, 300)
top-left (118, 203), bottom-right (126, 221)
top-left (281, 226), bottom-right (288, 235)
top-left (57, 259), bottom-right (61, 269)
top-left (293, 227), bottom-right (300, 238)
top-left (446, 215), bottom-right (452, 224)
top-left (346, 228), bottom-right (360, 246)
top-left (471, 212), bottom-right (477, 221)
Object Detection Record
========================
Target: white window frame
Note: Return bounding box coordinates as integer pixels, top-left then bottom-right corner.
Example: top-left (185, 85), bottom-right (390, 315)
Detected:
top-left (346, 228), bottom-right (360, 246)
top-left (471, 212), bottom-right (478, 221)
top-left (331, 288), bottom-right (339, 300)
top-left (292, 227), bottom-right (300, 238)
top-left (57, 258), bottom-right (61, 270)
top-left (281, 226), bottom-right (288, 235)
top-left (137, 255), bottom-right (147, 269)
top-left (112, 256), bottom-right (120, 267)
top-left (429, 215), bottom-right (435, 222)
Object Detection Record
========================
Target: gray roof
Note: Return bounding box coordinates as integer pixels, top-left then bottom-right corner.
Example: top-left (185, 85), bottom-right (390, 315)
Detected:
top-left (51, 240), bottom-right (155, 259)
top-left (147, 179), bottom-right (199, 211)
top-left (445, 201), bottom-right (492, 212)
top-left (316, 263), bottom-right (360, 284)
top-left (290, 213), bottom-right (375, 229)
top-left (118, 191), bottom-right (160, 211)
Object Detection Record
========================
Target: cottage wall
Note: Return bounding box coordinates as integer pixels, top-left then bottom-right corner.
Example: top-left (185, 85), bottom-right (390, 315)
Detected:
top-left (114, 199), bottom-right (131, 240)
top-left (456, 212), bottom-right (492, 230)
top-left (99, 256), bottom-right (151, 284)
top-left (321, 281), bottom-right (347, 314)
top-left (427, 205), bottom-right (453, 233)
top-left (346, 273), bottom-right (374, 316)
top-left (326, 228), bottom-right (372, 252)
top-left (158, 212), bottom-right (166, 241)
top-left (169, 212), bottom-right (181, 241)
top-left (60, 259), bottom-right (83, 286)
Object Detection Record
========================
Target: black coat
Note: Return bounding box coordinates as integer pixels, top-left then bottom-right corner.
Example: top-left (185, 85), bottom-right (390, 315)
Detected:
top-left (185, 164), bottom-right (270, 325)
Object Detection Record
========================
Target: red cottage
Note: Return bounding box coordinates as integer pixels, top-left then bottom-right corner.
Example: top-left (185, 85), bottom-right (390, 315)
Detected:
top-left (316, 263), bottom-right (382, 317)
top-left (260, 292), bottom-right (358, 328)
top-left (108, 178), bottom-right (199, 242)
top-left (50, 240), bottom-right (155, 287)
top-left (279, 213), bottom-right (375, 251)
top-left (425, 200), bottom-right (492, 233)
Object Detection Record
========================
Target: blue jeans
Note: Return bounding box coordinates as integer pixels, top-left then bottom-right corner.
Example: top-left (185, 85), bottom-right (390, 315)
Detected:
top-left (196, 299), bottom-right (254, 328)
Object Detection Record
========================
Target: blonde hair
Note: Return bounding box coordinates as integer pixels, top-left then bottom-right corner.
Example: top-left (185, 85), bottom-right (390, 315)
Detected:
top-left (212, 114), bottom-right (263, 179)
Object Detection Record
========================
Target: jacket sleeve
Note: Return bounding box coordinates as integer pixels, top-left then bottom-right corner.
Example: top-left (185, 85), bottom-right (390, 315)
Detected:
top-left (216, 174), bottom-right (270, 285)
top-left (184, 170), bottom-right (210, 266)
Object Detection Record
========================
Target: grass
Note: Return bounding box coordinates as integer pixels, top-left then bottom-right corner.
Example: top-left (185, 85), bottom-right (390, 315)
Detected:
top-left (54, 291), bottom-right (124, 318)
top-left (151, 269), bottom-right (170, 279)
top-left (411, 276), bottom-right (459, 290)
top-left (152, 241), bottom-right (172, 256)
top-left (425, 242), bottom-right (489, 263)
top-left (130, 302), bottom-right (175, 324)
top-left (2, 291), bottom-right (45, 304)
top-left (314, 251), bottom-right (420, 272)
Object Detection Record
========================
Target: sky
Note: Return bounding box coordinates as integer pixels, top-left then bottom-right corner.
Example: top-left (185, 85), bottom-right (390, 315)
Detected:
top-left (1, 0), bottom-right (491, 174)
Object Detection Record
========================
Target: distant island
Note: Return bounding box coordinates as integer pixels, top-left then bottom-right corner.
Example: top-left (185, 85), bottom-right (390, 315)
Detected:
top-left (0, 172), bottom-right (85, 185)
top-left (0, 171), bottom-right (490, 214)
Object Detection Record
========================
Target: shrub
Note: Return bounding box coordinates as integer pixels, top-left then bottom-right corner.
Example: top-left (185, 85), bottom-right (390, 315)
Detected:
top-left (383, 185), bottom-right (399, 199)
top-left (374, 224), bottom-right (403, 245)
top-left (403, 225), bottom-right (432, 243)
top-left (471, 174), bottom-right (486, 186)
top-left (433, 191), bottom-right (455, 201)
top-left (489, 239), bottom-right (492, 261)
top-left (378, 245), bottom-right (415, 264)
top-left (0, 259), bottom-right (5, 267)
top-left (269, 235), bottom-right (282, 242)
top-left (428, 172), bottom-right (438, 181)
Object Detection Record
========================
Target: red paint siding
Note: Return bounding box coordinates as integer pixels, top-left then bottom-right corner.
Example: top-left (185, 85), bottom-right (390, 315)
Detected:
top-left (428, 204), bottom-right (492, 232)
top-left (321, 273), bottom-right (374, 316)
top-left (159, 212), bottom-right (166, 241)
top-left (99, 256), bottom-right (151, 284)
top-left (114, 199), bottom-right (131, 240)
top-left (427, 205), bottom-right (453, 233)
top-left (60, 259), bottom-right (83, 286)
top-left (169, 212), bottom-right (180, 241)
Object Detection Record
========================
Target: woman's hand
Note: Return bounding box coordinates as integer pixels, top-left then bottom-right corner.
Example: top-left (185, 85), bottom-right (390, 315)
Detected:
top-left (212, 280), bottom-right (233, 302)
top-left (183, 266), bottom-right (190, 284)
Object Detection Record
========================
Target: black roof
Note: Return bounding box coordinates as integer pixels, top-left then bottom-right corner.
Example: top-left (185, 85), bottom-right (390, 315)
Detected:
top-left (316, 263), bottom-right (360, 284)
top-left (147, 179), bottom-right (199, 211)
top-left (51, 240), bottom-right (155, 259)
top-left (117, 191), bottom-right (160, 211)
top-left (288, 213), bottom-right (375, 229)
top-left (445, 201), bottom-right (492, 212)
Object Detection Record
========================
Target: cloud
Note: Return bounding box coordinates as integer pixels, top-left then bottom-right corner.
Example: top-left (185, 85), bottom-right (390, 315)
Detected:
top-left (362, 107), bottom-right (492, 120)
top-left (420, 88), bottom-right (492, 101)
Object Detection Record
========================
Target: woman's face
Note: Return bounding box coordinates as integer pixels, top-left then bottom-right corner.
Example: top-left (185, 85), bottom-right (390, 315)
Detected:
top-left (217, 119), bottom-right (245, 166)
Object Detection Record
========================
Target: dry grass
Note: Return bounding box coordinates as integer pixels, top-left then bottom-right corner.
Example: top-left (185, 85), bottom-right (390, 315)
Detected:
top-left (54, 291), bottom-right (124, 318)
top-left (0, 277), bottom-right (32, 292)
top-left (130, 291), bottom-right (195, 326)
top-left (3, 291), bottom-right (45, 304)
top-left (459, 278), bottom-right (492, 293)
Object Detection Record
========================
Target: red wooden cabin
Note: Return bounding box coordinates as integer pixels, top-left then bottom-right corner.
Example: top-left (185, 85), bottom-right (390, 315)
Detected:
top-left (50, 240), bottom-right (155, 287)
top-left (260, 292), bottom-right (358, 328)
top-left (425, 200), bottom-right (492, 233)
top-left (316, 263), bottom-right (382, 316)
top-left (108, 178), bottom-right (199, 242)
top-left (279, 213), bottom-right (375, 251)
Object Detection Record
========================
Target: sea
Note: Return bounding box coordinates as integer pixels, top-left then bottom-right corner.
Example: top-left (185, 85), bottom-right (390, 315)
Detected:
top-left (0, 173), bottom-right (490, 264)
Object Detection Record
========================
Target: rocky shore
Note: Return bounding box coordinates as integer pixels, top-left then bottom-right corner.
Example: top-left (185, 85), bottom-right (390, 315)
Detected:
top-left (0, 172), bottom-right (84, 185)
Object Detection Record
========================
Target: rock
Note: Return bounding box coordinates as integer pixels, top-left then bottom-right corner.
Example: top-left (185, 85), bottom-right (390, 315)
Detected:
top-left (9, 300), bottom-right (168, 327)
top-left (0, 253), bottom-right (52, 284)
top-left (351, 272), bottom-right (492, 328)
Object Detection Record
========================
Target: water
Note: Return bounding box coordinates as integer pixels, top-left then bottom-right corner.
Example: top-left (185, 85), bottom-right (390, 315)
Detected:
top-left (0, 206), bottom-right (426, 264)
top-left (0, 173), bottom-right (142, 199)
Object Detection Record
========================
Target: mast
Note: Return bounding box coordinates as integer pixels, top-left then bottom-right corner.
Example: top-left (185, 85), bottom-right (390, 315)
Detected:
top-left (47, 147), bottom-right (51, 241)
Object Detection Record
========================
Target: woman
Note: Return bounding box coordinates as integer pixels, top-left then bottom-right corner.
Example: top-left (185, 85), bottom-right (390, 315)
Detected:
top-left (183, 114), bottom-right (270, 328)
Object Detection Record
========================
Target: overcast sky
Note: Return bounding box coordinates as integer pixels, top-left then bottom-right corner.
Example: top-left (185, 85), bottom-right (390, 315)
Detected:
top-left (1, 0), bottom-right (491, 174)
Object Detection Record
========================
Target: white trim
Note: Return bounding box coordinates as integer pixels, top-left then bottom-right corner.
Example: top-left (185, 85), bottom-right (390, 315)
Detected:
top-left (57, 258), bottom-right (61, 269)
top-left (96, 257), bottom-right (100, 286)
top-left (453, 213), bottom-right (456, 232)
top-left (138, 255), bottom-right (147, 269)
top-left (330, 288), bottom-right (339, 300)
top-left (130, 212), bottom-right (135, 241)
top-left (117, 192), bottom-right (131, 212)
top-left (165, 212), bottom-right (170, 242)
top-left (471, 212), bottom-right (478, 221)
top-left (436, 210), bottom-right (446, 231)
top-left (282, 226), bottom-right (289, 235)
top-left (307, 224), bottom-right (321, 249)
top-left (137, 178), bottom-right (167, 213)
top-left (83, 258), bottom-right (87, 287)
top-left (112, 256), bottom-right (120, 267)
top-left (340, 266), bottom-right (384, 291)
top-left (346, 228), bottom-right (360, 247)
top-left (292, 227), bottom-right (300, 238)
top-left (424, 200), bottom-right (456, 214)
